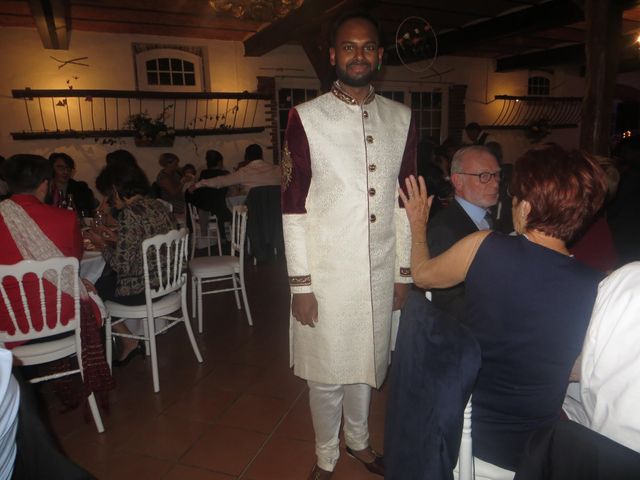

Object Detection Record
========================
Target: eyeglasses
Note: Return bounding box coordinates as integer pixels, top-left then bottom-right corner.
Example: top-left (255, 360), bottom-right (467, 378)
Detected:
top-left (456, 171), bottom-right (502, 184)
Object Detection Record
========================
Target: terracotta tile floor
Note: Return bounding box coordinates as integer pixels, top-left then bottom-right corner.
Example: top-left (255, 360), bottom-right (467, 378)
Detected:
top-left (42, 259), bottom-right (388, 479)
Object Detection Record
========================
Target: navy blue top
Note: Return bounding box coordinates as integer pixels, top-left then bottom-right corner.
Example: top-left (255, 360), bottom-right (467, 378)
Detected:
top-left (465, 233), bottom-right (603, 470)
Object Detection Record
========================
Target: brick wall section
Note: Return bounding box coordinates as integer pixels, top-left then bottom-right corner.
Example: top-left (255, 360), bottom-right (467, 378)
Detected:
top-left (448, 84), bottom-right (467, 144)
top-left (257, 76), bottom-right (278, 164)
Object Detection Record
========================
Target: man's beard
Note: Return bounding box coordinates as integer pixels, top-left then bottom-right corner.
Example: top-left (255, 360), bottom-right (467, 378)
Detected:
top-left (335, 62), bottom-right (377, 87)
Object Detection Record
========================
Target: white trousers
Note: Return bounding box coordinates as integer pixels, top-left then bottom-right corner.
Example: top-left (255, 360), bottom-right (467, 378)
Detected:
top-left (308, 380), bottom-right (371, 472)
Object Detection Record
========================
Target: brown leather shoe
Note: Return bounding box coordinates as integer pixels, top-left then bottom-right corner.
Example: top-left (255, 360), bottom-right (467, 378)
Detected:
top-left (308, 464), bottom-right (333, 480)
top-left (345, 446), bottom-right (384, 476)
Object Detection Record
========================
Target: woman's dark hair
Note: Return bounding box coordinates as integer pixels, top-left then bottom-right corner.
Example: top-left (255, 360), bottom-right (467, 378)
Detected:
top-left (510, 144), bottom-right (607, 242)
top-left (205, 150), bottom-right (223, 168)
top-left (106, 149), bottom-right (138, 167)
top-left (4, 154), bottom-right (52, 193)
top-left (49, 152), bottom-right (75, 170)
top-left (159, 152), bottom-right (179, 167)
top-left (96, 161), bottom-right (150, 200)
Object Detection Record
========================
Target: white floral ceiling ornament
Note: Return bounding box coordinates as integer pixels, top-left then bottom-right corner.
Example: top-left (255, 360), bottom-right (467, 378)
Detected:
top-left (209, 0), bottom-right (304, 22)
top-left (395, 16), bottom-right (439, 73)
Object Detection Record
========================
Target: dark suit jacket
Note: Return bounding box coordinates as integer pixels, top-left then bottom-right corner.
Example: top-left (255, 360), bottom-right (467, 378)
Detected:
top-left (515, 420), bottom-right (640, 480)
top-left (427, 199), bottom-right (479, 321)
top-left (385, 291), bottom-right (481, 480)
top-left (245, 185), bottom-right (283, 263)
top-left (187, 168), bottom-right (232, 228)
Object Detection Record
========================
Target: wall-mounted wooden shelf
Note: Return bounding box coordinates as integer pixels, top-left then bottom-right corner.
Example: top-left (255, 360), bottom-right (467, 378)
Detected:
top-left (482, 95), bottom-right (582, 130)
top-left (11, 88), bottom-right (272, 140)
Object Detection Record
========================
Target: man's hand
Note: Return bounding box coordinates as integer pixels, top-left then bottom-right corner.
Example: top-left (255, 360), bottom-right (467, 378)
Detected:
top-left (292, 292), bottom-right (318, 327)
top-left (393, 283), bottom-right (410, 311)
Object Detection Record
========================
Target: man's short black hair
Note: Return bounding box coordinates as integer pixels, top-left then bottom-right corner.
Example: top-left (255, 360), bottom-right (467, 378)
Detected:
top-left (205, 150), bottom-right (223, 168)
top-left (96, 161), bottom-right (150, 200)
top-left (465, 122), bottom-right (481, 132)
top-left (330, 11), bottom-right (383, 47)
top-left (3, 154), bottom-right (52, 193)
top-left (49, 152), bottom-right (75, 170)
top-left (245, 144), bottom-right (263, 162)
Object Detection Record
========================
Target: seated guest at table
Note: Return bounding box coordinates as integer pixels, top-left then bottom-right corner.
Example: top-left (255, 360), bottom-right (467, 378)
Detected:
top-left (46, 152), bottom-right (97, 215)
top-left (563, 262), bottom-right (640, 453)
top-left (0, 154), bottom-right (82, 344)
top-left (569, 156), bottom-right (619, 273)
top-left (181, 163), bottom-right (197, 186)
top-left (608, 136), bottom-right (640, 264)
top-left (187, 150), bottom-right (232, 244)
top-left (106, 149), bottom-right (138, 168)
top-left (190, 144), bottom-right (280, 193)
top-left (88, 161), bottom-right (177, 365)
top-left (400, 144), bottom-right (607, 471)
top-left (155, 152), bottom-right (186, 214)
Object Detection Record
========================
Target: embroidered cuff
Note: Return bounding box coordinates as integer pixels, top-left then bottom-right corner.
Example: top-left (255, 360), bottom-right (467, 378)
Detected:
top-left (289, 275), bottom-right (311, 287)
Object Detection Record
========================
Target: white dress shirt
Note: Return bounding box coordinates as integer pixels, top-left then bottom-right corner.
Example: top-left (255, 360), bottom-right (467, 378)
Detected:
top-left (565, 262), bottom-right (640, 452)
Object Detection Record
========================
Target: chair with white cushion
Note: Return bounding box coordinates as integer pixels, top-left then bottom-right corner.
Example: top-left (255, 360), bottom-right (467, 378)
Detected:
top-left (455, 396), bottom-right (516, 480)
top-left (0, 257), bottom-right (104, 433)
top-left (190, 205), bottom-right (252, 332)
top-left (105, 228), bottom-right (203, 393)
top-left (187, 202), bottom-right (222, 258)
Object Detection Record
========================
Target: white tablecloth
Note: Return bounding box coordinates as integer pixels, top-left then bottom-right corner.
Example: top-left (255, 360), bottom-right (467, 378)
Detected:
top-left (80, 251), bottom-right (106, 284)
top-left (226, 195), bottom-right (246, 210)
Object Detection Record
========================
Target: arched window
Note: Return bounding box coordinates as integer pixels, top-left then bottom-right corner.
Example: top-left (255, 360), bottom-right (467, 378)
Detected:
top-left (135, 47), bottom-right (205, 92)
top-left (528, 76), bottom-right (550, 96)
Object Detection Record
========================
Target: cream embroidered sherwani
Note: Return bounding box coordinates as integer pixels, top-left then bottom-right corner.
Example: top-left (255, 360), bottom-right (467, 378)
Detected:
top-left (282, 82), bottom-right (416, 388)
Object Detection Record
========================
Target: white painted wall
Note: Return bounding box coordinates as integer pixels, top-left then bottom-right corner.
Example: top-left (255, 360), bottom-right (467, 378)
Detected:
top-left (1, 25), bottom-right (586, 191)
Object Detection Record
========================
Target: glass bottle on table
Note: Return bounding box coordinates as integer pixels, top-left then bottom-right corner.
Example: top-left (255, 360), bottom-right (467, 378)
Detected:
top-left (65, 193), bottom-right (75, 212)
top-left (93, 210), bottom-right (104, 227)
top-left (54, 188), bottom-right (64, 208)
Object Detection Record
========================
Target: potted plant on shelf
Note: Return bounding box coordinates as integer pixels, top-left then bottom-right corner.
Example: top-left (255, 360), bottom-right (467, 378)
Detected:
top-left (525, 118), bottom-right (552, 144)
top-left (126, 105), bottom-right (175, 147)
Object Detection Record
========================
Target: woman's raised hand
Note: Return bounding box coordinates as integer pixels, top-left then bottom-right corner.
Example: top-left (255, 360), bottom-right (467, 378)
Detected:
top-left (399, 175), bottom-right (433, 230)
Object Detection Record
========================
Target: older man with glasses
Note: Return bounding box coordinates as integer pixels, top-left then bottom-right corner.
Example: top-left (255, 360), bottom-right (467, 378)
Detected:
top-left (426, 145), bottom-right (501, 321)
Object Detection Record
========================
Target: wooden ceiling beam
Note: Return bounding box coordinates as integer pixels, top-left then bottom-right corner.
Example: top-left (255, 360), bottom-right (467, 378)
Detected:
top-left (496, 32), bottom-right (639, 72)
top-left (28, 0), bottom-right (69, 49)
top-left (434, 0), bottom-right (585, 56)
top-left (243, 0), bottom-right (373, 57)
top-left (496, 44), bottom-right (585, 72)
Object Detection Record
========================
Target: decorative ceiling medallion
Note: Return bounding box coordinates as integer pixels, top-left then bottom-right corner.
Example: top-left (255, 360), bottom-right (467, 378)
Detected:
top-left (209, 0), bottom-right (304, 22)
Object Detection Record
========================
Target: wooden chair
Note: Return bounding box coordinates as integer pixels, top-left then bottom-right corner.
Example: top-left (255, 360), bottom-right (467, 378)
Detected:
top-left (187, 202), bottom-right (222, 258)
top-left (456, 396), bottom-right (516, 480)
top-left (0, 257), bottom-right (105, 432)
top-left (105, 228), bottom-right (203, 393)
top-left (189, 205), bottom-right (252, 332)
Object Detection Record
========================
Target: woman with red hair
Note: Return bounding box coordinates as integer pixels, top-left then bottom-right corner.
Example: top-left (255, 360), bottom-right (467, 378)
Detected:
top-left (400, 144), bottom-right (608, 471)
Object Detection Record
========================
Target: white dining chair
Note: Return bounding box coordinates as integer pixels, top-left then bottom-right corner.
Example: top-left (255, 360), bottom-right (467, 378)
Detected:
top-left (187, 202), bottom-right (222, 258)
top-left (455, 396), bottom-right (516, 480)
top-left (0, 257), bottom-right (105, 433)
top-left (189, 205), bottom-right (253, 332)
top-left (104, 228), bottom-right (203, 393)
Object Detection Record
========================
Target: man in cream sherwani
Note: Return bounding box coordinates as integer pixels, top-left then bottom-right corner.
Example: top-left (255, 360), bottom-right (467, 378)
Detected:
top-left (281, 12), bottom-right (416, 480)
